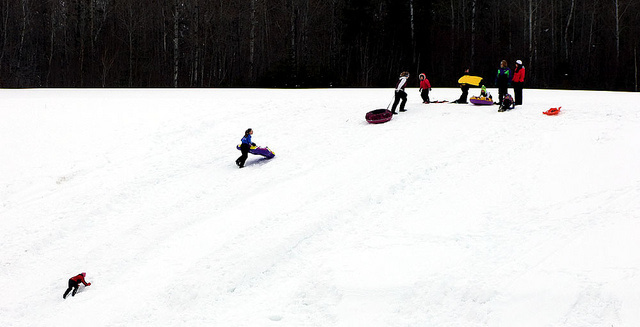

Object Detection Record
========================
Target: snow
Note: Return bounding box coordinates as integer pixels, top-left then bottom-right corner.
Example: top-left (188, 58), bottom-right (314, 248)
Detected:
top-left (1, 87), bottom-right (639, 326)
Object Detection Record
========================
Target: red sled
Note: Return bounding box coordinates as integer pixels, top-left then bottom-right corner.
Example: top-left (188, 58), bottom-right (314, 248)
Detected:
top-left (543, 107), bottom-right (561, 115)
top-left (366, 109), bottom-right (393, 124)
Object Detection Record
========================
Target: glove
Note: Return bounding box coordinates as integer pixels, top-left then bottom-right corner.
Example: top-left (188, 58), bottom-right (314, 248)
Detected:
top-left (87, 283), bottom-right (91, 286)
top-left (251, 142), bottom-right (256, 146)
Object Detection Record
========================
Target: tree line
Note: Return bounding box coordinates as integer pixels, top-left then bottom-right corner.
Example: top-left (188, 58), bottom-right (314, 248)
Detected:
top-left (1, 0), bottom-right (639, 90)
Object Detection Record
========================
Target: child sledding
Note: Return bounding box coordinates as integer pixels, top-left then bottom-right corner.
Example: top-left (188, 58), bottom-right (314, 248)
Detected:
top-left (469, 85), bottom-right (493, 105)
top-left (498, 93), bottom-right (515, 112)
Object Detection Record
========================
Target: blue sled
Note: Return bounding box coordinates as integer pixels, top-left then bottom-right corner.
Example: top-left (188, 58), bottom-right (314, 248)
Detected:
top-left (237, 144), bottom-right (276, 159)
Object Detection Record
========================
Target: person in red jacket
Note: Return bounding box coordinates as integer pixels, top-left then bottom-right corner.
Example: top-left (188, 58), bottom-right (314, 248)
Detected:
top-left (63, 272), bottom-right (91, 299)
top-left (418, 73), bottom-right (431, 104)
top-left (512, 59), bottom-right (526, 105)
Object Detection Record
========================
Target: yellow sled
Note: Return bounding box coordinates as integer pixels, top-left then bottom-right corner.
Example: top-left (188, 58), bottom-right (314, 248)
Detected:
top-left (457, 75), bottom-right (483, 86)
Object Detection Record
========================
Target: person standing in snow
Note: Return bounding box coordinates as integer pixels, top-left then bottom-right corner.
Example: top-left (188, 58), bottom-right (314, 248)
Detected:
top-left (418, 73), bottom-right (431, 104)
top-left (512, 59), bottom-right (526, 105)
top-left (453, 67), bottom-right (470, 103)
top-left (495, 60), bottom-right (512, 105)
top-left (63, 272), bottom-right (91, 299)
top-left (390, 71), bottom-right (409, 114)
top-left (236, 128), bottom-right (255, 168)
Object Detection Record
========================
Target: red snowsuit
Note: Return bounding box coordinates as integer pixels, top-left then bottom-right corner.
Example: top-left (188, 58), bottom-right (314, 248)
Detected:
top-left (419, 78), bottom-right (431, 90)
top-left (419, 74), bottom-right (431, 103)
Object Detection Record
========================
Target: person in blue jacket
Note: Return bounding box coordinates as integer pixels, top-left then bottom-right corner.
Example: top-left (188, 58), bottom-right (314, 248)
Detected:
top-left (236, 128), bottom-right (255, 168)
top-left (495, 60), bottom-right (512, 104)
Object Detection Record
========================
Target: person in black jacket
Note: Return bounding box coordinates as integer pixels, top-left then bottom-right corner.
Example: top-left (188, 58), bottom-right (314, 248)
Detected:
top-left (452, 67), bottom-right (470, 104)
top-left (494, 60), bottom-right (512, 104)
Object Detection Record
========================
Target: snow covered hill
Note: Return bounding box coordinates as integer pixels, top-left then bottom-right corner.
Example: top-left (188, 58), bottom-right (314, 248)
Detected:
top-left (1, 88), bottom-right (639, 326)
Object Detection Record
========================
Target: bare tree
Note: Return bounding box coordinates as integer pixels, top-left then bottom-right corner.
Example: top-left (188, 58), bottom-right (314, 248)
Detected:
top-left (528, 0), bottom-right (534, 73)
top-left (1, 0), bottom-right (640, 89)
top-left (121, 1), bottom-right (143, 86)
top-left (564, 0), bottom-right (575, 60)
top-left (409, 0), bottom-right (416, 63)
top-left (0, 0), bottom-right (10, 74)
top-left (249, 0), bottom-right (257, 81)
top-left (173, 0), bottom-right (180, 87)
top-left (613, 0), bottom-right (633, 64)
top-left (18, 0), bottom-right (28, 67)
top-left (470, 0), bottom-right (476, 68)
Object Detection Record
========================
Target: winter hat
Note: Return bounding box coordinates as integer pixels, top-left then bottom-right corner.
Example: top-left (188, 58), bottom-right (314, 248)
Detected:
top-left (81, 272), bottom-right (86, 277)
top-left (516, 59), bottom-right (523, 65)
top-left (419, 73), bottom-right (426, 80)
top-left (481, 85), bottom-right (487, 92)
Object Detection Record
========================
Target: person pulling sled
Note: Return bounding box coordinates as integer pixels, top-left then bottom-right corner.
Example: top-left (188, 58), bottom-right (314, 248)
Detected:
top-left (236, 128), bottom-right (256, 168)
top-left (63, 272), bottom-right (91, 299)
top-left (390, 71), bottom-right (409, 114)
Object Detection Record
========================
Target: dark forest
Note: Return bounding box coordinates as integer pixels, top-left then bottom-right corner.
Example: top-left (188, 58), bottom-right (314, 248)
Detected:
top-left (1, 0), bottom-right (639, 90)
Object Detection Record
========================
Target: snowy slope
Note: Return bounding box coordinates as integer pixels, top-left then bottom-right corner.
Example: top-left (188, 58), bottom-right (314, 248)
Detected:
top-left (1, 88), bottom-right (639, 327)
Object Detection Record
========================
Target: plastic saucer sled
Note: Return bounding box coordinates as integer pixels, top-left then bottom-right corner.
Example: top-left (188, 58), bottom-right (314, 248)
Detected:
top-left (365, 109), bottom-right (393, 124)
